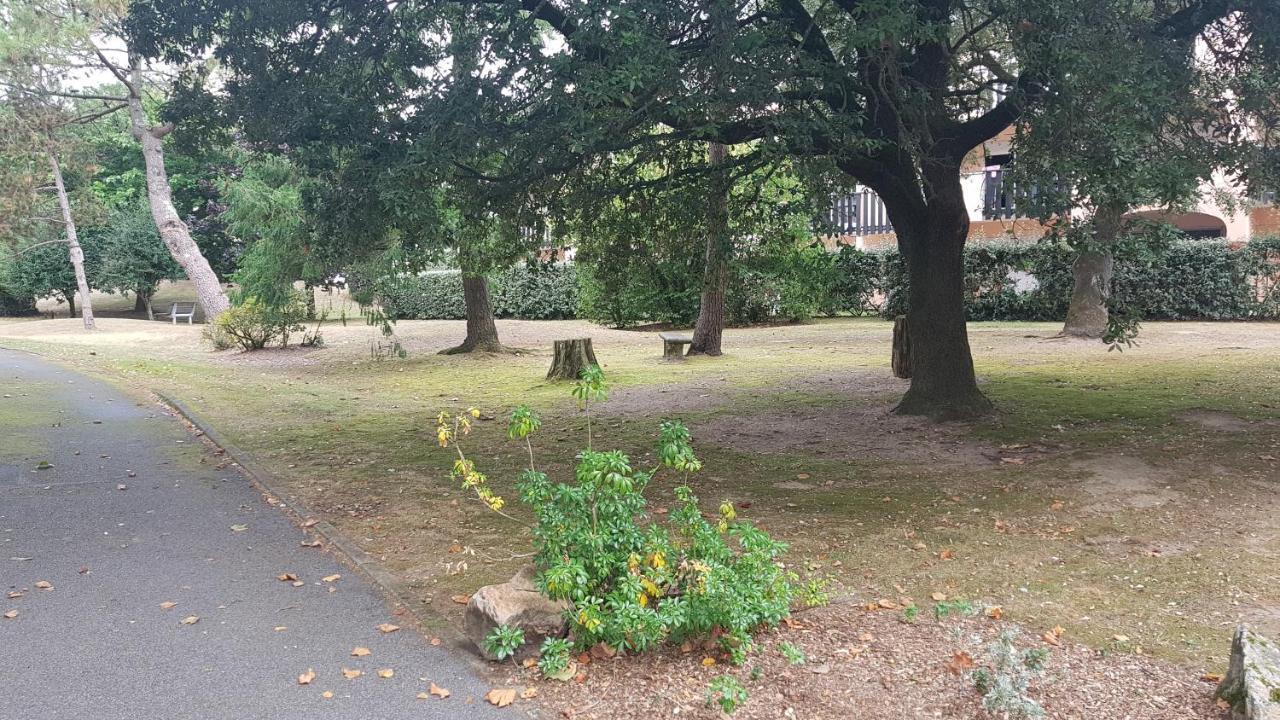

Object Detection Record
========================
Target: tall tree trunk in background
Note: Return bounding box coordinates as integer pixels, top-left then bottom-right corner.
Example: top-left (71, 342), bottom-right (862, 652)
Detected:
top-left (1062, 204), bottom-right (1124, 338)
top-left (688, 142), bottom-right (731, 356)
top-left (65, 291), bottom-right (76, 319)
top-left (880, 164), bottom-right (993, 421)
top-left (440, 259), bottom-right (505, 354)
top-left (304, 281), bottom-right (317, 320)
top-left (125, 53), bottom-right (230, 323)
top-left (48, 151), bottom-right (94, 330)
top-left (134, 291), bottom-right (147, 313)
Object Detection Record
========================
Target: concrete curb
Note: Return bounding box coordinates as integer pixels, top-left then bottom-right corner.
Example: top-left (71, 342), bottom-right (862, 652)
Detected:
top-left (153, 391), bottom-right (481, 663)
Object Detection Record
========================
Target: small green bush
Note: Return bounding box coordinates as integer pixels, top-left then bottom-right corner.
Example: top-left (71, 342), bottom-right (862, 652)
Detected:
top-left (215, 295), bottom-right (307, 350)
top-left (438, 370), bottom-right (794, 661)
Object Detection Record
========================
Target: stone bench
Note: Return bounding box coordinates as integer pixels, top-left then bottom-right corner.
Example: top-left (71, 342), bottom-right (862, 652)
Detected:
top-left (659, 332), bottom-right (693, 358)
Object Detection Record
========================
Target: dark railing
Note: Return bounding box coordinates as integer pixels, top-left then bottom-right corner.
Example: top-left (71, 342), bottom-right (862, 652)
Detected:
top-left (982, 168), bottom-right (1064, 220)
top-left (819, 189), bottom-right (893, 236)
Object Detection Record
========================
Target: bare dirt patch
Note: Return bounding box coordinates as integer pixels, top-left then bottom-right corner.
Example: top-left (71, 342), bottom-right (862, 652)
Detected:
top-left (1071, 455), bottom-right (1185, 512)
top-left (699, 398), bottom-right (1009, 467)
top-left (527, 603), bottom-right (1226, 720)
top-left (1175, 409), bottom-right (1270, 433)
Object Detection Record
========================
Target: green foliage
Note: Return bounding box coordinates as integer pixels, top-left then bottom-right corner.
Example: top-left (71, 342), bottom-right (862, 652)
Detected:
top-left (778, 642), bottom-right (805, 666)
top-left (705, 675), bottom-right (748, 714)
top-left (483, 624), bottom-right (525, 661)
top-left (933, 599), bottom-right (977, 621)
top-left (537, 637), bottom-right (573, 679)
top-left (970, 629), bottom-right (1049, 719)
top-left (800, 577), bottom-right (831, 608)
top-left (377, 263), bottom-right (579, 321)
top-left (93, 201), bottom-right (182, 303)
top-left (443, 384), bottom-right (794, 662)
top-left (214, 294), bottom-right (307, 350)
top-left (3, 236), bottom-right (101, 312)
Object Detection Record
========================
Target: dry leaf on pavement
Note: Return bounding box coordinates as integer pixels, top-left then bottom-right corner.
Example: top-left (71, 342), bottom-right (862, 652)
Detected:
top-left (351, 647), bottom-right (371, 657)
top-left (429, 683), bottom-right (450, 698)
top-left (376, 623), bottom-right (400, 634)
top-left (486, 688), bottom-right (517, 707)
top-left (342, 668), bottom-right (363, 680)
top-left (377, 669), bottom-right (394, 679)
top-left (3, 610), bottom-right (17, 619)
top-left (298, 669), bottom-right (316, 685)
top-left (159, 601), bottom-right (177, 610)
top-left (180, 616), bottom-right (199, 625)
top-left (322, 574), bottom-right (341, 583)
top-left (34, 581), bottom-right (52, 590)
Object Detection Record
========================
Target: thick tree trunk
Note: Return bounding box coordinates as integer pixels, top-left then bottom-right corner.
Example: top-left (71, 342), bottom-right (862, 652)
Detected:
top-left (891, 315), bottom-right (911, 379)
top-left (1061, 205), bottom-right (1123, 338)
top-left (126, 53), bottom-right (230, 323)
top-left (547, 338), bottom-right (598, 380)
top-left (688, 142), bottom-right (731, 357)
top-left (134, 291), bottom-right (147, 313)
top-left (48, 151), bottom-right (94, 330)
top-left (884, 170), bottom-right (993, 421)
top-left (65, 291), bottom-right (76, 319)
top-left (440, 271), bottom-right (506, 354)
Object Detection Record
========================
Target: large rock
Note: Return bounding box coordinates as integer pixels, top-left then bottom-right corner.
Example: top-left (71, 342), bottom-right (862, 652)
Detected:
top-left (1217, 625), bottom-right (1280, 720)
top-left (464, 565), bottom-right (569, 660)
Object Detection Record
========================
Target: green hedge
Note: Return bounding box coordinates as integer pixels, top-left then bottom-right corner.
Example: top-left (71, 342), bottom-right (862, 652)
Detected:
top-left (0, 286), bottom-right (37, 317)
top-left (374, 236), bottom-right (1280, 324)
top-left (827, 235), bottom-right (1280, 321)
top-left (378, 262), bottom-right (580, 320)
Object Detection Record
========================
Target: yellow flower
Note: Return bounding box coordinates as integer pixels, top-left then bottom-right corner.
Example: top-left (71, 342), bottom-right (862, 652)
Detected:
top-left (469, 407), bottom-right (481, 418)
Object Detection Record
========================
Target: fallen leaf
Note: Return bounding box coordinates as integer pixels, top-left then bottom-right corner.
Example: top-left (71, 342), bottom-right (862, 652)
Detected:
top-left (430, 683), bottom-right (451, 698)
top-left (430, 637), bottom-right (442, 646)
top-left (377, 623), bottom-right (401, 634)
top-left (377, 669), bottom-right (394, 679)
top-left (1043, 626), bottom-right (1064, 646)
top-left (946, 651), bottom-right (976, 675)
top-left (159, 601), bottom-right (177, 610)
top-left (416, 692), bottom-right (430, 700)
top-left (521, 687), bottom-right (538, 700)
top-left (938, 549), bottom-right (955, 560)
top-left (300, 539), bottom-right (322, 548)
top-left (1113, 634), bottom-right (1131, 643)
top-left (702, 657), bottom-right (716, 667)
top-left (485, 688), bottom-right (517, 708)
top-left (3, 610), bottom-right (17, 619)
top-left (322, 574), bottom-right (341, 583)
top-left (277, 573), bottom-right (298, 582)
top-left (229, 524), bottom-right (248, 532)
top-left (447, 544), bottom-right (463, 554)
top-left (450, 595), bottom-right (471, 605)
top-left (876, 598), bottom-right (899, 610)
top-left (342, 668), bottom-right (363, 680)
top-left (274, 626), bottom-right (287, 632)
top-left (6, 591), bottom-right (22, 599)
top-left (1201, 672), bottom-right (1223, 683)
top-left (298, 669), bottom-right (316, 685)
top-left (985, 606), bottom-right (1003, 620)
top-left (291, 581), bottom-right (304, 587)
top-left (34, 581), bottom-right (52, 590)
top-left (321, 691), bottom-right (334, 699)
top-left (522, 658), bottom-right (537, 668)
top-left (181, 615), bottom-right (199, 625)
top-left (796, 473), bottom-right (811, 480)
top-left (1050, 500), bottom-right (1065, 511)
top-left (931, 592), bottom-right (947, 601)
top-left (302, 518), bottom-right (319, 528)
top-left (351, 647), bottom-right (371, 657)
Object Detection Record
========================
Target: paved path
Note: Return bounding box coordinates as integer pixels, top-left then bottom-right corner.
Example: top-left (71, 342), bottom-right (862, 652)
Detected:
top-left (0, 349), bottom-right (512, 719)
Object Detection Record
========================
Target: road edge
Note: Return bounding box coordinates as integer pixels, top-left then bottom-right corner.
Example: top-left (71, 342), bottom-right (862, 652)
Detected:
top-left (153, 390), bottom-right (485, 667)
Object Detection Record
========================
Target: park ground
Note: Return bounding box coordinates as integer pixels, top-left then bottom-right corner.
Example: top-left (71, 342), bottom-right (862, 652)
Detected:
top-left (4, 284), bottom-right (1279, 717)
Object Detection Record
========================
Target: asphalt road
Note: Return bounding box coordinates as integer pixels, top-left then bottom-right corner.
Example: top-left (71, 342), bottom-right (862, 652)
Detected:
top-left (0, 348), bottom-right (514, 719)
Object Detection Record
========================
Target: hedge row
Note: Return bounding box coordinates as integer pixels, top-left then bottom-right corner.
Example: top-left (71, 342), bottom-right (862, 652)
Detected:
top-left (378, 262), bottom-right (580, 320)
top-left (375, 237), bottom-right (1280, 324)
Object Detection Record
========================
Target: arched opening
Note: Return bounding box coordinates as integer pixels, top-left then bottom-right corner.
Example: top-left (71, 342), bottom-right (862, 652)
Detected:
top-left (1125, 210), bottom-right (1227, 239)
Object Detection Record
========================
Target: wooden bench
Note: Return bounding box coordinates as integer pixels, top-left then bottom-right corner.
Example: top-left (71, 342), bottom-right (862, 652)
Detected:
top-left (658, 332), bottom-right (693, 358)
top-left (153, 302), bottom-right (197, 324)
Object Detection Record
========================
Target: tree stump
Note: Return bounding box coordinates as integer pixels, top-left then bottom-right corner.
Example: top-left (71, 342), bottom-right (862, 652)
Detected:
top-left (547, 338), bottom-right (599, 381)
top-left (891, 315), bottom-right (912, 379)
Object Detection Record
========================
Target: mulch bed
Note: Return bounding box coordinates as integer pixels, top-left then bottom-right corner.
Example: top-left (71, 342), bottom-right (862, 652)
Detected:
top-left (499, 601), bottom-right (1228, 719)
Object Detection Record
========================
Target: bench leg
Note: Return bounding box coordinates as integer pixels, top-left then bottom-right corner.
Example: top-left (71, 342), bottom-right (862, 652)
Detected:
top-left (663, 341), bottom-right (686, 358)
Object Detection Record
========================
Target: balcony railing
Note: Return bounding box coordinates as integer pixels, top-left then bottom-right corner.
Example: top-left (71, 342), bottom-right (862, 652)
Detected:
top-left (818, 189), bottom-right (892, 236)
top-left (982, 168), bottom-right (1063, 220)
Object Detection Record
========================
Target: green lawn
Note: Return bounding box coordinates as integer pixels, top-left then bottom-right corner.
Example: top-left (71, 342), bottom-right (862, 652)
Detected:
top-left (2, 314), bottom-right (1277, 670)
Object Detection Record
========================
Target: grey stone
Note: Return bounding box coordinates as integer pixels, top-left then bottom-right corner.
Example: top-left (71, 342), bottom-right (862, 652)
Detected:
top-left (464, 565), bottom-right (569, 660)
top-left (1217, 625), bottom-right (1280, 720)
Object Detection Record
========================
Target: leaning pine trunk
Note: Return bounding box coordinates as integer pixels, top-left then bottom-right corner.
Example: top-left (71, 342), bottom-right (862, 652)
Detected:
top-left (126, 53), bottom-right (230, 323)
top-left (441, 266), bottom-right (505, 354)
top-left (688, 142), bottom-right (731, 357)
top-left (1061, 205), bottom-right (1123, 339)
top-left (886, 168), bottom-right (993, 421)
top-left (48, 151), bottom-right (94, 330)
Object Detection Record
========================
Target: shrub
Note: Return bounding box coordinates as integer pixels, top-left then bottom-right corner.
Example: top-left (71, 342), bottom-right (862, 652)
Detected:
top-left (438, 368), bottom-right (794, 661)
top-left (215, 295), bottom-right (307, 350)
